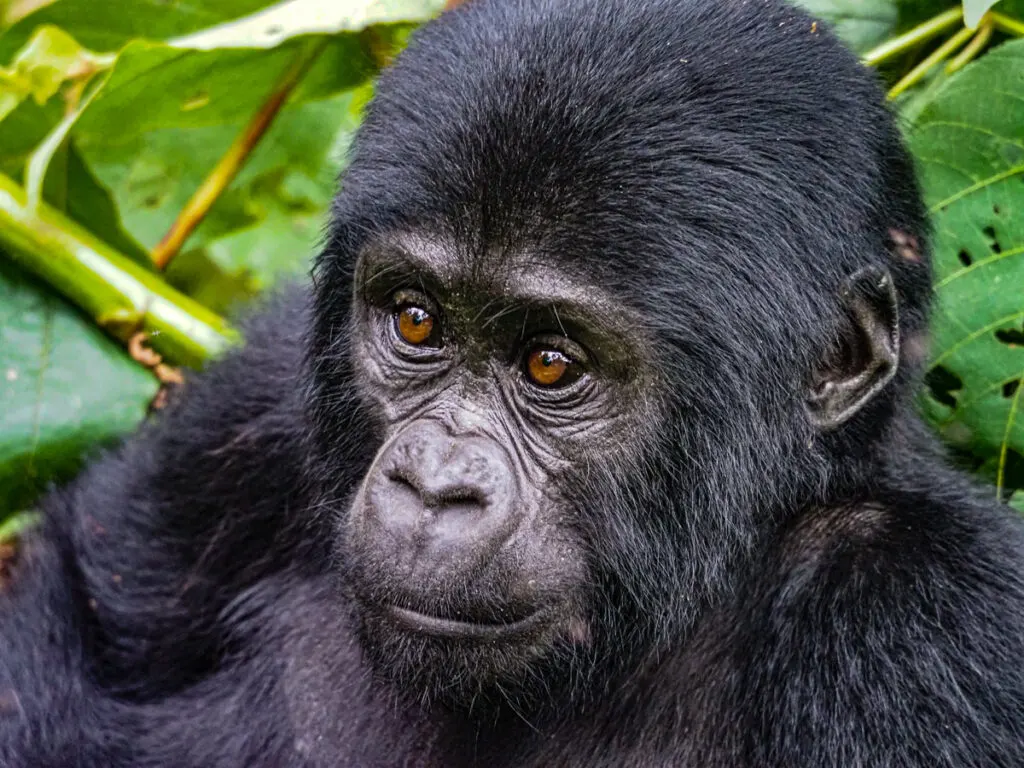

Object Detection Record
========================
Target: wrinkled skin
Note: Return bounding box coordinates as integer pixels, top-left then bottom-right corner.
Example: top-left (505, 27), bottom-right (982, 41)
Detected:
top-left (3, 0), bottom-right (1024, 766)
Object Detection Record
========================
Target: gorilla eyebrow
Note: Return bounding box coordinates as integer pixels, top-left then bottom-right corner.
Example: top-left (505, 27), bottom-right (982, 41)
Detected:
top-left (358, 232), bottom-right (461, 290)
top-left (362, 233), bottom-right (621, 307)
top-left (511, 266), bottom-right (610, 314)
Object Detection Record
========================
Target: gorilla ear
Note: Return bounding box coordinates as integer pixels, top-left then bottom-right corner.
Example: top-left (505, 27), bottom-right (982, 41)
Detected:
top-left (807, 266), bottom-right (900, 430)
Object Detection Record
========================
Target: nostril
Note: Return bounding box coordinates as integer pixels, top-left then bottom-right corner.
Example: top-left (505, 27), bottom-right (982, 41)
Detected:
top-left (387, 469), bottom-right (420, 497)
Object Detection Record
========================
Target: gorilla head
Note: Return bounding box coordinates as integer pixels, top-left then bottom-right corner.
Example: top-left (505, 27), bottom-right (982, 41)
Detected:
top-left (307, 0), bottom-right (930, 708)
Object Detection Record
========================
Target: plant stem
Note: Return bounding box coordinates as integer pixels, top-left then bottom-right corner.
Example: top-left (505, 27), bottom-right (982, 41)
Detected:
top-left (863, 7), bottom-right (963, 67)
top-left (991, 11), bottom-right (1024, 37)
top-left (887, 26), bottom-right (975, 100)
top-left (0, 172), bottom-right (237, 368)
top-left (947, 16), bottom-right (994, 73)
top-left (150, 37), bottom-right (328, 270)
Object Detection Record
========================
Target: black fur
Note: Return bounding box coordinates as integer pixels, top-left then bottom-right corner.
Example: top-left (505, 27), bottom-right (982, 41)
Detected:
top-left (3, 0), bottom-right (1024, 765)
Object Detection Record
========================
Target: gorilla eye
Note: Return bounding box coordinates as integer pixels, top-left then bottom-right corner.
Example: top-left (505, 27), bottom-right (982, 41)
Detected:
top-left (525, 348), bottom-right (582, 388)
top-left (395, 306), bottom-right (439, 347)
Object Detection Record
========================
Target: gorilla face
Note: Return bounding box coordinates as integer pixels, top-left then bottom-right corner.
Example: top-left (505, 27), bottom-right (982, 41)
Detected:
top-left (337, 232), bottom-right (661, 703)
top-left (307, 0), bottom-right (909, 711)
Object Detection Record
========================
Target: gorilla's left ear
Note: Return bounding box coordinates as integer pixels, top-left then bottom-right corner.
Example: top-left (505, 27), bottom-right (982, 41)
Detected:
top-left (807, 266), bottom-right (900, 430)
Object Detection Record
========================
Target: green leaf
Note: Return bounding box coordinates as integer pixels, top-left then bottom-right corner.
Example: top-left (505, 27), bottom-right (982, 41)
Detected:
top-left (996, 0), bottom-right (1024, 16)
top-left (792, 0), bottom-right (898, 54)
top-left (0, 0), bottom-right (280, 58)
top-left (60, 142), bottom-right (152, 263)
top-left (70, 41), bottom-right (368, 281)
top-left (0, 88), bottom-right (63, 180)
top-left (909, 39), bottom-right (1024, 482)
top-left (194, 87), bottom-right (367, 290)
top-left (0, 25), bottom-right (110, 123)
top-left (1011, 490), bottom-right (1024, 514)
top-left (66, 41), bottom-right (302, 251)
top-left (896, 0), bottom-right (957, 27)
top-left (963, 0), bottom-right (1003, 29)
top-left (0, 257), bottom-right (157, 516)
top-left (0, 98), bottom-right (153, 263)
top-left (4, 2), bottom-right (433, 292)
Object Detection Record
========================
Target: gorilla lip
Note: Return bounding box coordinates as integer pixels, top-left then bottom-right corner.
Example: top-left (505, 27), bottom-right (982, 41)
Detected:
top-left (386, 605), bottom-right (549, 640)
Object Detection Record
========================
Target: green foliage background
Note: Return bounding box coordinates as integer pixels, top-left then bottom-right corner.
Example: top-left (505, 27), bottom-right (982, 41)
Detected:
top-left (0, 0), bottom-right (1023, 530)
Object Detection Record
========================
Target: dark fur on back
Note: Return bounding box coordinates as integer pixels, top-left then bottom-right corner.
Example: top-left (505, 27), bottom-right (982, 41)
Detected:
top-left (3, 0), bottom-right (1024, 766)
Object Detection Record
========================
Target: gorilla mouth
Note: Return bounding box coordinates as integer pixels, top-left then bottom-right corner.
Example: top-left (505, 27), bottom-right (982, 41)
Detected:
top-left (386, 605), bottom-right (550, 640)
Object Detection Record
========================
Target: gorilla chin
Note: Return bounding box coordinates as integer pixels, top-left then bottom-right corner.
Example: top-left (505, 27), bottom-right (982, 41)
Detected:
top-left (342, 503), bottom-right (591, 704)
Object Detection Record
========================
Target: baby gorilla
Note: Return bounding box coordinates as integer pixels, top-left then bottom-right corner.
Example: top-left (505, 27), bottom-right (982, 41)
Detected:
top-left (3, 0), bottom-right (1024, 765)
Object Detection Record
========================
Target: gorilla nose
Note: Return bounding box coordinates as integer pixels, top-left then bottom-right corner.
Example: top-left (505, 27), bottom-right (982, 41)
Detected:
top-left (365, 422), bottom-right (519, 554)
top-left (388, 470), bottom-right (488, 517)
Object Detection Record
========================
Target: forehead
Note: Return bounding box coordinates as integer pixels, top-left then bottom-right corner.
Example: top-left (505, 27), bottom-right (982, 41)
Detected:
top-left (340, 0), bottom-right (884, 298)
top-left (358, 230), bottom-right (622, 312)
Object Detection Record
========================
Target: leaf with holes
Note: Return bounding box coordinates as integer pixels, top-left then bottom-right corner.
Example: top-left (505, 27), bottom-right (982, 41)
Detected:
top-left (0, 259), bottom-right (157, 517)
top-left (909, 39), bottom-right (1024, 492)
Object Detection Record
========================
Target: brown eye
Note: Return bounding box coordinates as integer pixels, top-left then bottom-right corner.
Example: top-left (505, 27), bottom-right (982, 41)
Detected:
top-left (526, 348), bottom-right (579, 388)
top-left (396, 306), bottom-right (436, 346)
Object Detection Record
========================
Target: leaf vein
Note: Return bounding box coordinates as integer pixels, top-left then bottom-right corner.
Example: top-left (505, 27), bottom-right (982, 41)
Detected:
top-left (929, 164), bottom-right (1024, 213)
top-left (935, 244), bottom-right (1024, 289)
top-left (932, 309), bottom-right (1024, 365)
